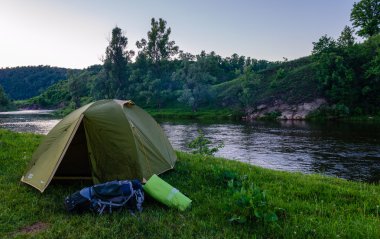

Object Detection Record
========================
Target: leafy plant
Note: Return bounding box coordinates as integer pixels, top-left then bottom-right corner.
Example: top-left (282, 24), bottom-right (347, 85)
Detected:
top-left (227, 178), bottom-right (282, 224)
top-left (187, 129), bottom-right (224, 156)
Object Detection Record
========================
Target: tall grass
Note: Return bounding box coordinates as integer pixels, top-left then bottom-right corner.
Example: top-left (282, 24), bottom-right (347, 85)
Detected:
top-left (0, 129), bottom-right (379, 238)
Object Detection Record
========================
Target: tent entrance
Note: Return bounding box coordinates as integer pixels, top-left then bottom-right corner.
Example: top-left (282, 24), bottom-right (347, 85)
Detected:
top-left (53, 121), bottom-right (92, 180)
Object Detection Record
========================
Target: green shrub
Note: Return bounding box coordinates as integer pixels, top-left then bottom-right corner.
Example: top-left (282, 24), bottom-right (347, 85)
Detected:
top-left (227, 176), bottom-right (282, 224)
top-left (187, 129), bottom-right (224, 156)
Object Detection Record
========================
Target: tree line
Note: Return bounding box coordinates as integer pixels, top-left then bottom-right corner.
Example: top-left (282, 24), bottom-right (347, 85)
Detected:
top-left (5, 0), bottom-right (380, 117)
top-left (36, 17), bottom-right (276, 112)
top-left (0, 66), bottom-right (68, 100)
top-left (311, 0), bottom-right (380, 115)
top-left (65, 0), bottom-right (380, 115)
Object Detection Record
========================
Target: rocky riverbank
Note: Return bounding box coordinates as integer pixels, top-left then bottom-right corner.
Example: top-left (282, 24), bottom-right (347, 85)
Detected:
top-left (245, 98), bottom-right (327, 120)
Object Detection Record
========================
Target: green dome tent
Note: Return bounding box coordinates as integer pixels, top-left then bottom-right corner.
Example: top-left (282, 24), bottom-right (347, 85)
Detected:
top-left (21, 99), bottom-right (177, 193)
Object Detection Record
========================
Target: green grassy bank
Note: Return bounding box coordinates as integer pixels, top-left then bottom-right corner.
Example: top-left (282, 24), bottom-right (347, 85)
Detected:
top-left (46, 105), bottom-right (242, 120)
top-left (0, 129), bottom-right (379, 238)
top-left (147, 108), bottom-right (242, 121)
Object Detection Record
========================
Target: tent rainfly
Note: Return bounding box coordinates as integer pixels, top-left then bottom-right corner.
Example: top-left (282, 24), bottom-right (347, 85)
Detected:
top-left (21, 99), bottom-right (177, 192)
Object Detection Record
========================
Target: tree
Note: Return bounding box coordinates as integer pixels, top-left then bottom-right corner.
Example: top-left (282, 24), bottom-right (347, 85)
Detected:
top-left (103, 26), bottom-right (134, 98)
top-left (135, 18), bottom-right (179, 108)
top-left (178, 50), bottom-right (195, 61)
top-left (338, 26), bottom-right (356, 47)
top-left (312, 35), bottom-right (337, 55)
top-left (187, 130), bottom-right (223, 156)
top-left (239, 66), bottom-right (261, 111)
top-left (173, 60), bottom-right (215, 111)
top-left (136, 18), bottom-right (179, 63)
top-left (350, 0), bottom-right (380, 38)
top-left (68, 69), bottom-right (95, 108)
top-left (0, 84), bottom-right (10, 109)
top-left (227, 53), bottom-right (246, 75)
top-left (362, 35), bottom-right (380, 111)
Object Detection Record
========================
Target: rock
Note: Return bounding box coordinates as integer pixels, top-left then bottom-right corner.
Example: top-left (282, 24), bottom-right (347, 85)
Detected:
top-left (280, 111), bottom-right (293, 120)
top-left (257, 104), bottom-right (267, 110)
top-left (246, 98), bottom-right (327, 120)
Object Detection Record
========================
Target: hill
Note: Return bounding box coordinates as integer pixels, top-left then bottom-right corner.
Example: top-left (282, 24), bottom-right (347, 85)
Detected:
top-left (213, 57), bottom-right (321, 109)
top-left (13, 34), bottom-right (380, 120)
top-left (0, 66), bottom-right (70, 100)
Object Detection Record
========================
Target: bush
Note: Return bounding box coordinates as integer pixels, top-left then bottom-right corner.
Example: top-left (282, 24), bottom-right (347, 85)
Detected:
top-left (187, 129), bottom-right (224, 156)
top-left (227, 176), bottom-right (282, 224)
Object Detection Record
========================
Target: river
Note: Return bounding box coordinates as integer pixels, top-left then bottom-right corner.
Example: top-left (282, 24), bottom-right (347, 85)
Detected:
top-left (0, 110), bottom-right (379, 183)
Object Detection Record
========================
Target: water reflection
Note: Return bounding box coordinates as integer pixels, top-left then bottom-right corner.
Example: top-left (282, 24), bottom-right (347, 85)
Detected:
top-left (0, 111), bottom-right (379, 182)
top-left (160, 120), bottom-right (380, 183)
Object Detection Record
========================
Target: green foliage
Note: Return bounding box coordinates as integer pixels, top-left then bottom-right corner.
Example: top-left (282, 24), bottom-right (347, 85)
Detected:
top-left (227, 177), bottom-right (280, 224)
top-left (238, 66), bottom-right (262, 110)
top-left (337, 26), bottom-right (356, 47)
top-left (147, 108), bottom-right (242, 121)
top-left (312, 32), bottom-right (380, 114)
top-left (315, 52), bottom-right (355, 104)
top-left (187, 129), bottom-right (224, 156)
top-left (28, 80), bottom-right (71, 108)
top-left (0, 66), bottom-right (68, 100)
top-left (312, 35), bottom-right (337, 55)
top-left (68, 72), bottom-right (88, 108)
top-left (18, 66), bottom-right (103, 110)
top-left (0, 84), bottom-right (10, 108)
top-left (174, 60), bottom-right (215, 111)
top-left (6, 11), bottom-right (378, 120)
top-left (134, 18), bottom-right (180, 108)
top-left (275, 68), bottom-right (286, 79)
top-left (246, 58), bottom-right (320, 106)
top-left (102, 26), bottom-right (134, 99)
top-left (269, 68), bottom-right (286, 88)
top-left (4, 19), bottom-right (281, 114)
top-left (350, 0), bottom-right (380, 38)
top-left (136, 18), bottom-right (179, 63)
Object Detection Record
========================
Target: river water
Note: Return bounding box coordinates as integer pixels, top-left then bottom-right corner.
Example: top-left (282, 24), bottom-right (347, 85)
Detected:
top-left (1, 110), bottom-right (379, 183)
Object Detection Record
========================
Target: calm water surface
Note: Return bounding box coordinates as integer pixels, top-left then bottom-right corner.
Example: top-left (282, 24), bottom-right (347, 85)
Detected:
top-left (160, 120), bottom-right (380, 183)
top-left (0, 110), bottom-right (60, 135)
top-left (1, 110), bottom-right (379, 182)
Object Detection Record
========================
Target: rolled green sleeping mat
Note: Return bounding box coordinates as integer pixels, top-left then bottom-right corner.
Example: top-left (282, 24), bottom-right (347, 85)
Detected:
top-left (143, 174), bottom-right (192, 211)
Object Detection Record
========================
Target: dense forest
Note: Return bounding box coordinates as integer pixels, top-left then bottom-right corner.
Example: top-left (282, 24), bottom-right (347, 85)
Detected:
top-left (0, 84), bottom-right (11, 111)
top-left (0, 66), bottom-right (69, 100)
top-left (1, 0), bottom-right (379, 118)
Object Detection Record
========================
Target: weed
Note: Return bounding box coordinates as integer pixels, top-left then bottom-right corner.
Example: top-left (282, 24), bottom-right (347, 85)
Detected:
top-left (227, 176), bottom-right (281, 224)
top-left (187, 129), bottom-right (224, 156)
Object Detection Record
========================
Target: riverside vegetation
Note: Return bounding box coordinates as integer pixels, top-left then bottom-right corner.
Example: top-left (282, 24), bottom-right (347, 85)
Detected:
top-left (0, 0), bottom-right (379, 121)
top-left (1, 129), bottom-right (379, 238)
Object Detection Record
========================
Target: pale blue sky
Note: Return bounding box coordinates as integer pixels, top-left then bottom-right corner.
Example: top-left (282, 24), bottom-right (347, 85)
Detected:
top-left (0, 0), bottom-right (357, 69)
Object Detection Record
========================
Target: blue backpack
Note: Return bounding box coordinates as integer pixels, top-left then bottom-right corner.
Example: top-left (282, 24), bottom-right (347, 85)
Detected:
top-left (64, 179), bottom-right (144, 215)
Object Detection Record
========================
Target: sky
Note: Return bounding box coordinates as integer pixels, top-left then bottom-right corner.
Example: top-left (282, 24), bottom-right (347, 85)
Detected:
top-left (0, 0), bottom-right (358, 69)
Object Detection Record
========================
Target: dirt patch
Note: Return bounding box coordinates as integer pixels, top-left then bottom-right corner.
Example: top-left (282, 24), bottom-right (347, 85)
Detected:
top-left (11, 222), bottom-right (50, 237)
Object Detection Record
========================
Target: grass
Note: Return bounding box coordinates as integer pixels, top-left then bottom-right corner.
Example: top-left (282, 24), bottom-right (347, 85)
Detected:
top-left (146, 107), bottom-right (243, 121)
top-left (0, 129), bottom-right (379, 238)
